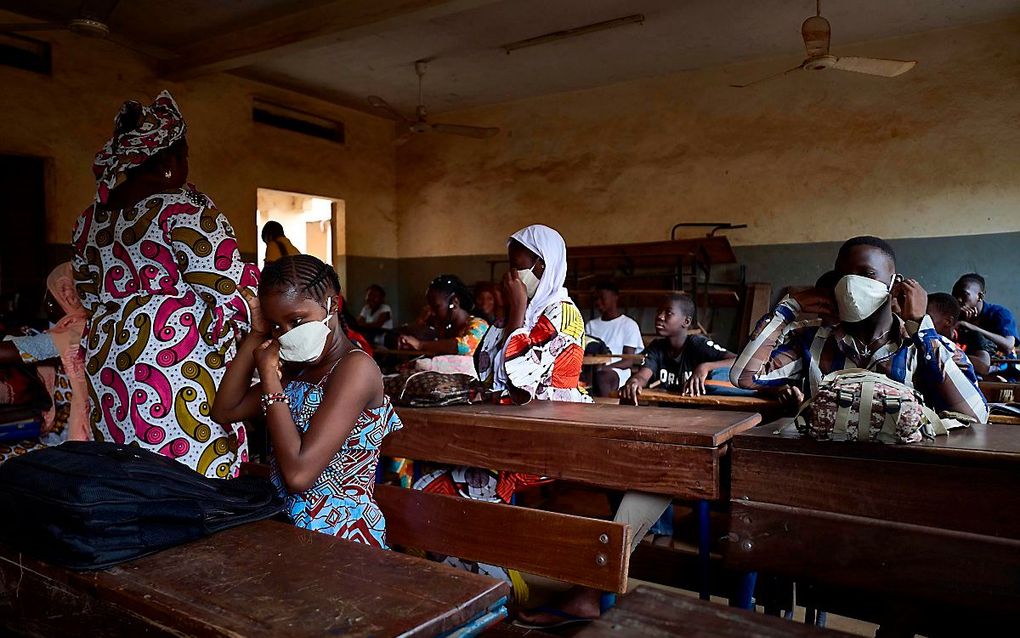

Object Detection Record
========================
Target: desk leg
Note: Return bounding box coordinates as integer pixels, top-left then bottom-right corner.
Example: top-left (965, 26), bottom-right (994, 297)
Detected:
top-left (697, 499), bottom-right (710, 600)
top-left (734, 572), bottom-right (757, 610)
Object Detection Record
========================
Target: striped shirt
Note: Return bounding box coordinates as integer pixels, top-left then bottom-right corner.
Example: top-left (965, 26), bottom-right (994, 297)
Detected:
top-left (730, 297), bottom-right (988, 421)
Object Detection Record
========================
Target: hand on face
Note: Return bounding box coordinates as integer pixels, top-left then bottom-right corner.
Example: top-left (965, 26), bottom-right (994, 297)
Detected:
top-left (503, 269), bottom-right (529, 312)
top-left (891, 278), bottom-right (928, 323)
top-left (961, 305), bottom-right (979, 321)
top-left (254, 339), bottom-right (281, 381)
top-left (246, 293), bottom-right (270, 336)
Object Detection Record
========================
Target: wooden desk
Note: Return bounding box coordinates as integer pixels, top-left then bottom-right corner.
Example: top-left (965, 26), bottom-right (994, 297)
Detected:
top-left (386, 402), bottom-right (761, 600)
top-left (577, 586), bottom-right (852, 638)
top-left (720, 423), bottom-right (1020, 627)
top-left (979, 380), bottom-right (1018, 402)
top-left (386, 402), bottom-right (761, 500)
top-left (989, 413), bottom-right (1020, 425)
top-left (0, 520), bottom-right (509, 638)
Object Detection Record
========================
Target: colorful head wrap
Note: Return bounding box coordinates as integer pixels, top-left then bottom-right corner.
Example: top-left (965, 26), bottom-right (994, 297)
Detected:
top-left (92, 90), bottom-right (187, 204)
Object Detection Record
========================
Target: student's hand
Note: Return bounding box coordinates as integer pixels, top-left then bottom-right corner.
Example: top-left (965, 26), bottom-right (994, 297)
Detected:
top-left (243, 290), bottom-right (270, 337)
top-left (683, 364), bottom-right (711, 396)
top-left (503, 269), bottom-right (529, 313)
top-left (775, 385), bottom-right (804, 408)
top-left (253, 339), bottom-right (282, 382)
top-left (397, 334), bottom-right (421, 350)
top-left (619, 377), bottom-right (642, 405)
top-left (891, 278), bottom-right (928, 323)
top-left (957, 320), bottom-right (976, 332)
top-left (791, 287), bottom-right (837, 321)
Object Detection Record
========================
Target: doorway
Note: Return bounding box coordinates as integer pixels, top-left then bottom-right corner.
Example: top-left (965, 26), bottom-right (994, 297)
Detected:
top-left (256, 188), bottom-right (346, 291)
top-left (0, 154), bottom-right (46, 327)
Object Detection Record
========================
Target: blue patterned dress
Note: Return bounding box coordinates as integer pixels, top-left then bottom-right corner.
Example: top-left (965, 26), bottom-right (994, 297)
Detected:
top-left (270, 372), bottom-right (402, 548)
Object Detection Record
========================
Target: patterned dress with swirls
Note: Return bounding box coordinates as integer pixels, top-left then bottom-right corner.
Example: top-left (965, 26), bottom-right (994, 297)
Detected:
top-left (270, 377), bottom-right (403, 547)
top-left (72, 185), bottom-right (258, 478)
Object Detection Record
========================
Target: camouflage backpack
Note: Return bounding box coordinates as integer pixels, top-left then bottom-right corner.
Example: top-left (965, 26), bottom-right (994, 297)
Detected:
top-left (795, 368), bottom-right (955, 444)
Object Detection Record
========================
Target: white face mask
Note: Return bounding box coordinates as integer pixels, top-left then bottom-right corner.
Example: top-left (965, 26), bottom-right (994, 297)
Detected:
top-left (834, 274), bottom-right (894, 323)
top-left (516, 266), bottom-right (541, 300)
top-left (278, 299), bottom-right (333, 363)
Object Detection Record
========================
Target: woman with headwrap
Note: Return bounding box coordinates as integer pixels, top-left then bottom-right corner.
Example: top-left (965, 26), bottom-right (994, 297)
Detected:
top-left (411, 225), bottom-right (590, 607)
top-left (475, 224), bottom-right (591, 404)
top-left (1, 263), bottom-right (90, 463)
top-left (72, 90), bottom-right (259, 478)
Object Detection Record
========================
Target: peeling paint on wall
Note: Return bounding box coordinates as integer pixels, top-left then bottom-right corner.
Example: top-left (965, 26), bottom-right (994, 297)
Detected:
top-left (396, 17), bottom-right (1020, 258)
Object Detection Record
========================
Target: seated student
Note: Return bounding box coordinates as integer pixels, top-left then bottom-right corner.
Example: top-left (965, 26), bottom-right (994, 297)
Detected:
top-left (730, 236), bottom-right (988, 422)
top-left (927, 292), bottom-right (991, 377)
top-left (474, 281), bottom-right (504, 325)
top-left (357, 284), bottom-right (393, 331)
top-left (396, 275), bottom-right (489, 357)
top-left (953, 273), bottom-right (1019, 377)
top-left (211, 255), bottom-right (401, 547)
top-left (587, 281), bottom-right (645, 397)
top-left (620, 293), bottom-right (735, 404)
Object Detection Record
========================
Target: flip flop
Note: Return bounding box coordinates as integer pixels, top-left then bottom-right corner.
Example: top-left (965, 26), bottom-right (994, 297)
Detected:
top-left (512, 606), bottom-right (596, 630)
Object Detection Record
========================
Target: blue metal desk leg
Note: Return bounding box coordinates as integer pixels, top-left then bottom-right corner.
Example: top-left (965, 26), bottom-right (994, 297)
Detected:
top-left (698, 499), bottom-right (710, 600)
top-left (735, 572), bottom-right (757, 610)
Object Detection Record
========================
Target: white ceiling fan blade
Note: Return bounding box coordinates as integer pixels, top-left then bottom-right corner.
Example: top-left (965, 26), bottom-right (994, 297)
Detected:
top-left (730, 63), bottom-right (804, 88)
top-left (367, 95), bottom-right (411, 124)
top-left (0, 22), bottom-right (66, 33)
top-left (431, 123), bottom-right (499, 139)
top-left (801, 15), bottom-right (831, 58)
top-left (831, 56), bottom-right (916, 77)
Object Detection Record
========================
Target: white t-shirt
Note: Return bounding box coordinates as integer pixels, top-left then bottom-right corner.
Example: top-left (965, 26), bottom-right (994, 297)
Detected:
top-left (586, 314), bottom-right (644, 385)
top-left (359, 304), bottom-right (393, 330)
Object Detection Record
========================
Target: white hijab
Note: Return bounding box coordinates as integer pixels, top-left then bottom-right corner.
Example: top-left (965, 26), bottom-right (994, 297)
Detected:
top-left (492, 224), bottom-right (570, 390)
top-left (510, 224), bottom-right (570, 329)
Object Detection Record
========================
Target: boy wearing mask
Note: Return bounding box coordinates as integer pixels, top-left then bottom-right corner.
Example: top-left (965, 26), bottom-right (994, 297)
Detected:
top-left (730, 236), bottom-right (987, 421)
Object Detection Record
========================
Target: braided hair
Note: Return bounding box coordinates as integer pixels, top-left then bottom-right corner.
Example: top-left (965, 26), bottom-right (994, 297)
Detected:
top-left (428, 274), bottom-right (475, 313)
top-left (259, 255), bottom-right (349, 332)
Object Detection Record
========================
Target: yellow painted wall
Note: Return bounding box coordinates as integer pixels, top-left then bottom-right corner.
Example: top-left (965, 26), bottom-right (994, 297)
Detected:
top-left (0, 14), bottom-right (398, 259)
top-left (396, 17), bottom-right (1020, 258)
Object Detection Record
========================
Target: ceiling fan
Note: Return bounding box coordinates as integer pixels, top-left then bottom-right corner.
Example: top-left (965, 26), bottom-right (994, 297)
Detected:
top-left (368, 60), bottom-right (499, 142)
top-left (0, 0), bottom-right (150, 55)
top-left (732, 0), bottom-right (917, 88)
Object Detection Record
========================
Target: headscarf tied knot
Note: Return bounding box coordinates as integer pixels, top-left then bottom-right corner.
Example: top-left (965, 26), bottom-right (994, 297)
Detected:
top-left (92, 90), bottom-right (187, 204)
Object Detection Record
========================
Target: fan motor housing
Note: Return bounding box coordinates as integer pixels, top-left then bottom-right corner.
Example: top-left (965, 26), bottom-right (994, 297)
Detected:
top-left (68, 18), bottom-right (110, 38)
top-left (804, 54), bottom-right (837, 71)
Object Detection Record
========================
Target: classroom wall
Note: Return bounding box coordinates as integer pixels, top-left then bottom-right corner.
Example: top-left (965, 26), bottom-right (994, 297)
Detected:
top-left (393, 17), bottom-right (1020, 328)
top-left (0, 13), bottom-right (398, 286)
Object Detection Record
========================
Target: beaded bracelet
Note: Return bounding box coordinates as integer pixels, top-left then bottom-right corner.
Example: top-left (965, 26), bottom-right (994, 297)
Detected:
top-left (261, 392), bottom-right (290, 414)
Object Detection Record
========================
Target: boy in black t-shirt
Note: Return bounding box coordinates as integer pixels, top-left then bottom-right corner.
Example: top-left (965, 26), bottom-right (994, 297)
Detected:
top-left (620, 293), bottom-right (735, 405)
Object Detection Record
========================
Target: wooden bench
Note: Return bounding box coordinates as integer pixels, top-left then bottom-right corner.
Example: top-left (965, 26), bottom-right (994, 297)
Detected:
top-left (0, 519), bottom-right (509, 638)
top-left (575, 585), bottom-right (853, 637)
top-left (385, 403), bottom-right (761, 599)
top-left (720, 423), bottom-right (1020, 630)
top-left (979, 380), bottom-right (1019, 403)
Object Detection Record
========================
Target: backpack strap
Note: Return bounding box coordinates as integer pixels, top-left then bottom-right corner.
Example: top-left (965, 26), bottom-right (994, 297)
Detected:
top-left (856, 379), bottom-right (876, 441)
top-left (877, 396), bottom-right (903, 443)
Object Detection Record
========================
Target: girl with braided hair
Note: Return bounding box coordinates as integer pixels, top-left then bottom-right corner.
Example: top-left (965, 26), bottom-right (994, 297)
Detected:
top-left (211, 255), bottom-right (401, 546)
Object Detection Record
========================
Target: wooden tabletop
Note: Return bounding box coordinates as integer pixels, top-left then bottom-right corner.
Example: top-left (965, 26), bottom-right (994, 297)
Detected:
top-left (386, 403), bottom-right (761, 499)
top-left (582, 353), bottom-right (646, 365)
top-left (577, 586), bottom-right (853, 637)
top-left (396, 402), bottom-right (761, 448)
top-left (735, 421), bottom-right (1020, 467)
top-left (0, 520), bottom-right (508, 638)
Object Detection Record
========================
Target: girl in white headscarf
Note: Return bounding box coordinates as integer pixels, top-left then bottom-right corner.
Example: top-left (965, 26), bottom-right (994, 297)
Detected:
top-left (476, 224), bottom-right (591, 404)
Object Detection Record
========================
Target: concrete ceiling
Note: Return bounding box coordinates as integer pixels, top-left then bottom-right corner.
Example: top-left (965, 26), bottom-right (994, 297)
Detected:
top-left (3, 0), bottom-right (1019, 114)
